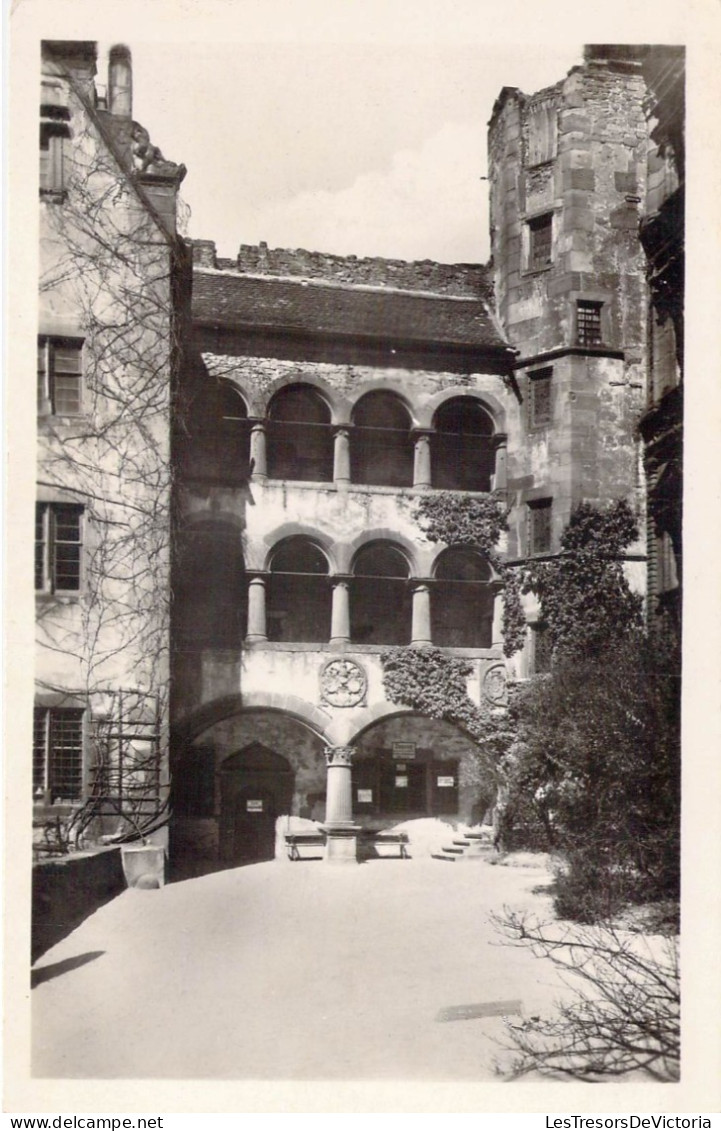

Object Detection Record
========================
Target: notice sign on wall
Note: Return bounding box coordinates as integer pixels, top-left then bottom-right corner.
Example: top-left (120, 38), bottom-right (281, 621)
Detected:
top-left (357, 789), bottom-right (373, 803)
top-left (395, 776), bottom-right (408, 788)
top-left (437, 776), bottom-right (455, 788)
top-left (246, 799), bottom-right (264, 812)
top-left (393, 742), bottom-right (416, 759)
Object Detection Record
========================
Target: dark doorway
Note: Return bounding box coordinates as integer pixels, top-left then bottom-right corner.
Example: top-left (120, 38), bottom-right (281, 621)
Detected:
top-left (219, 743), bottom-right (294, 865)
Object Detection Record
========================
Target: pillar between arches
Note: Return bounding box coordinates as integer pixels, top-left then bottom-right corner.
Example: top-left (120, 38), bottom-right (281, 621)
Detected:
top-left (411, 582), bottom-right (433, 645)
top-left (412, 430), bottom-right (433, 488)
top-left (333, 426), bottom-right (351, 485)
top-left (245, 573), bottom-right (268, 642)
top-left (321, 744), bottom-right (360, 863)
top-left (329, 577), bottom-right (351, 645)
top-left (249, 419), bottom-right (267, 480)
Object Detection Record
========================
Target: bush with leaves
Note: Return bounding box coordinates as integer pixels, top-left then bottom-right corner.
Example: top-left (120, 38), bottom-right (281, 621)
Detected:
top-left (493, 909), bottom-right (680, 1081)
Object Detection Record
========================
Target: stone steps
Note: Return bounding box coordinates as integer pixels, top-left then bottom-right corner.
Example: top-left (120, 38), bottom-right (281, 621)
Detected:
top-left (433, 830), bottom-right (497, 863)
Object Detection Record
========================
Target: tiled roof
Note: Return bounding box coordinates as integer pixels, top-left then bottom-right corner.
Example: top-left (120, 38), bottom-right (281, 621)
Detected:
top-left (191, 270), bottom-right (511, 353)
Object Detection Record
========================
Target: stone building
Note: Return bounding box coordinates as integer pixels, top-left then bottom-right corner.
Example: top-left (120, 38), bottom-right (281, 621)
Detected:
top-left (34, 43), bottom-right (682, 874)
top-left (637, 46), bottom-right (684, 634)
top-left (35, 41), bottom-right (187, 858)
top-left (169, 45), bottom-right (663, 870)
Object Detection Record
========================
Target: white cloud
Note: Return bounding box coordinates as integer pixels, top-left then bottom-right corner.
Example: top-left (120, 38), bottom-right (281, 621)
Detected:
top-left (224, 123), bottom-right (490, 264)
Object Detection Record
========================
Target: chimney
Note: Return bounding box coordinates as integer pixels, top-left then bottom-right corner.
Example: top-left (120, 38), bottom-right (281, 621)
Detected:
top-left (108, 45), bottom-right (132, 117)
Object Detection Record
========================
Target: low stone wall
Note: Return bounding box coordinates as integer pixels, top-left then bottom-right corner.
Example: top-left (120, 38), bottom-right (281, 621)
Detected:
top-left (32, 846), bottom-right (124, 962)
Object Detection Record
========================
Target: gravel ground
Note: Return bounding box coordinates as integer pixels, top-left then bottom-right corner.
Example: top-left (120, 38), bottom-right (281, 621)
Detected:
top-left (32, 855), bottom-right (571, 1081)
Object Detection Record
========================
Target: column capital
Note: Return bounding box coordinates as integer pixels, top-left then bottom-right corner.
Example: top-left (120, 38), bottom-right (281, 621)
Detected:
top-left (324, 745), bottom-right (355, 767)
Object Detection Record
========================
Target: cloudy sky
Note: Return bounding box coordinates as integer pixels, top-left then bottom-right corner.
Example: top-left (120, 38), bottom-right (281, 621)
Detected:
top-left (98, 39), bottom-right (582, 264)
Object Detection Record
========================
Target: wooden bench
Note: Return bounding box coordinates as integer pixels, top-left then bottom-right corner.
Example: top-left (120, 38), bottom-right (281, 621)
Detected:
top-left (363, 830), bottom-right (410, 858)
top-left (285, 831), bottom-right (326, 861)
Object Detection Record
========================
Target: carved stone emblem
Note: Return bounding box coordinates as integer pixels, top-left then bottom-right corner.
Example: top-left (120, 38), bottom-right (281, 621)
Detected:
top-left (482, 664), bottom-right (508, 705)
top-left (319, 658), bottom-right (367, 708)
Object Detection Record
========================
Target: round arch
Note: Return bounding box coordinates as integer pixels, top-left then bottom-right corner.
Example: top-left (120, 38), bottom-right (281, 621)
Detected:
top-left (420, 387), bottom-right (507, 433)
top-left (172, 692), bottom-right (333, 747)
top-left (350, 389), bottom-right (415, 488)
top-left (261, 374), bottom-right (350, 424)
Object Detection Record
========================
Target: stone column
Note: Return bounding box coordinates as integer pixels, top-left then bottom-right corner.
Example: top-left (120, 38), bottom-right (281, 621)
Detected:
top-left (413, 430), bottom-right (432, 487)
top-left (249, 419), bottom-right (267, 480)
top-left (245, 573), bottom-right (267, 642)
top-left (492, 433), bottom-right (508, 492)
top-left (333, 426), bottom-right (351, 485)
top-left (330, 578), bottom-right (351, 645)
top-left (411, 582), bottom-right (433, 645)
top-left (321, 745), bottom-right (360, 863)
top-left (492, 585), bottom-right (505, 650)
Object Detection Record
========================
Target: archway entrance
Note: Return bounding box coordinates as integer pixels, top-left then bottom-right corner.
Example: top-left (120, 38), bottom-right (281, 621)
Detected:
top-left (219, 743), bottom-right (294, 865)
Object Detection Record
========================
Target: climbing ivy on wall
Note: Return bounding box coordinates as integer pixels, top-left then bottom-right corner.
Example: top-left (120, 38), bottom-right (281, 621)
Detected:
top-left (523, 499), bottom-right (643, 659)
top-left (412, 492), bottom-right (526, 658)
top-left (380, 646), bottom-right (514, 780)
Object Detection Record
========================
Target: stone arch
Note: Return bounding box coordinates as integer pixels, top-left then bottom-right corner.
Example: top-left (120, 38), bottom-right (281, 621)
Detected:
top-left (265, 535), bottom-right (332, 643)
top-left (260, 373), bottom-right (350, 424)
top-left (350, 389), bottom-right (416, 488)
top-left (173, 692), bottom-right (333, 747)
top-left (265, 382), bottom-right (336, 482)
top-left (344, 528), bottom-right (421, 576)
top-left (419, 386), bottom-right (507, 433)
top-left (347, 380), bottom-right (420, 427)
top-left (261, 524), bottom-right (339, 573)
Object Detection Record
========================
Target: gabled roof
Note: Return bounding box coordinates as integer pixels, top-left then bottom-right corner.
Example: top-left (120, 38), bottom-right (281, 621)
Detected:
top-left (192, 269), bottom-right (511, 354)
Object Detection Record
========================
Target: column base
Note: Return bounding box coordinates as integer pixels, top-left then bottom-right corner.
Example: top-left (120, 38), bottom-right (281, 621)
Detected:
top-left (321, 825), bottom-right (361, 864)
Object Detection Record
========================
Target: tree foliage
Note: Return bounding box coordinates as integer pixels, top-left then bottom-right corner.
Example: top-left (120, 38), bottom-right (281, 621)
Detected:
top-left (523, 499), bottom-right (643, 658)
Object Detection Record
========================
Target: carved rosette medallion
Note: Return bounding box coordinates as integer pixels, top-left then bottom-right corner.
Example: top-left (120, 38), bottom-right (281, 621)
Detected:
top-left (482, 664), bottom-right (508, 706)
top-left (319, 658), bottom-right (367, 708)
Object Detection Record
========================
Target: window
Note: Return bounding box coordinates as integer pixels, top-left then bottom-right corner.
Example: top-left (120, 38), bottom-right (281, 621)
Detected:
top-left (350, 543), bottom-right (411, 645)
top-left (350, 392), bottom-right (414, 487)
top-left (267, 385), bottom-right (334, 482)
top-left (33, 707), bottom-right (84, 802)
top-left (528, 213), bottom-right (553, 271)
top-left (35, 503), bottom-right (83, 593)
top-left (576, 301), bottom-right (603, 347)
top-left (431, 398), bottom-right (495, 492)
top-left (432, 548), bottom-right (493, 649)
top-left (532, 623), bottom-right (552, 674)
top-left (40, 86), bottom-right (71, 197)
top-left (528, 499), bottom-right (552, 556)
top-left (528, 368), bottom-right (552, 427)
top-left (268, 537), bottom-right (330, 643)
top-left (37, 337), bottom-right (83, 414)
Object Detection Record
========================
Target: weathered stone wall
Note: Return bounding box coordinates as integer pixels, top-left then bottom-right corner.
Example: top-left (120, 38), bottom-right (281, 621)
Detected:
top-left (190, 240), bottom-right (492, 298)
top-left (32, 846), bottom-right (124, 961)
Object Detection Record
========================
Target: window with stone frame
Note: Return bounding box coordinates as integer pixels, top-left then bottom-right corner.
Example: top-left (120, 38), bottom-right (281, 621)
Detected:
top-left (528, 213), bottom-right (553, 271)
top-left (528, 499), bottom-right (552, 556)
top-left (37, 337), bottom-right (83, 415)
top-left (35, 503), bottom-right (83, 593)
top-left (40, 82), bottom-right (71, 197)
top-left (33, 707), bottom-right (84, 803)
top-left (576, 300), bottom-right (603, 347)
top-left (528, 367), bottom-right (552, 427)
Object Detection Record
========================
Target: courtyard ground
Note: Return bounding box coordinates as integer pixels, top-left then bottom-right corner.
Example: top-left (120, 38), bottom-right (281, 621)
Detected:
top-left (32, 854), bottom-right (572, 1081)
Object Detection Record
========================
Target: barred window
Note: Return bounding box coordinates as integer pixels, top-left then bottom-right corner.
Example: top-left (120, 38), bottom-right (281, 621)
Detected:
top-left (33, 707), bottom-right (84, 802)
top-left (528, 499), bottom-right (552, 556)
top-left (532, 623), bottom-right (552, 674)
top-left (576, 301), bottom-right (603, 347)
top-left (37, 337), bottom-right (83, 414)
top-left (529, 367), bottom-right (552, 427)
top-left (35, 503), bottom-right (83, 592)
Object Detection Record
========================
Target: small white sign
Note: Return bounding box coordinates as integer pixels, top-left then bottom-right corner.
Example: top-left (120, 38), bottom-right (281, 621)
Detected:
top-left (246, 799), bottom-right (263, 812)
top-left (392, 742), bottom-right (416, 759)
top-left (396, 763), bottom-right (406, 771)
top-left (437, 776), bottom-right (455, 788)
top-left (395, 776), bottom-right (408, 788)
top-left (357, 789), bottom-right (373, 803)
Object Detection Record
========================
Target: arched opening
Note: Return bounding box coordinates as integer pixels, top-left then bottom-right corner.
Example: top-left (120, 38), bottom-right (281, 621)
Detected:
top-left (173, 524), bottom-right (246, 648)
top-left (432, 547), bottom-right (494, 648)
top-left (431, 398), bottom-right (495, 492)
top-left (351, 715), bottom-right (494, 826)
top-left (179, 378), bottom-right (251, 484)
top-left (219, 743), bottom-right (295, 865)
top-left (350, 391), bottom-right (414, 487)
top-left (267, 536), bottom-right (330, 643)
top-left (350, 542), bottom-right (411, 645)
top-left (267, 385), bottom-right (334, 482)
